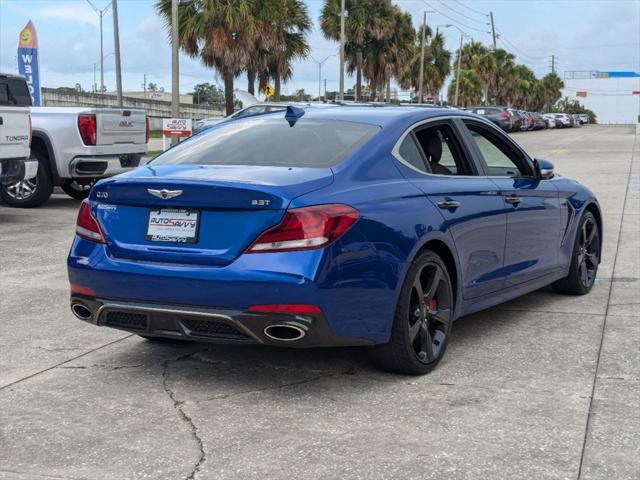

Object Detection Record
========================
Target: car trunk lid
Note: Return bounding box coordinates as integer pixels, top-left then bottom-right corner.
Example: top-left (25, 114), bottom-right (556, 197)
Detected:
top-left (90, 164), bottom-right (333, 266)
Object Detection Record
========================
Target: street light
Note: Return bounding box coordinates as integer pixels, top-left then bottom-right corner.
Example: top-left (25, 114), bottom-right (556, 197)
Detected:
top-left (311, 55), bottom-right (335, 102)
top-left (86, 0), bottom-right (111, 93)
top-left (438, 24), bottom-right (471, 107)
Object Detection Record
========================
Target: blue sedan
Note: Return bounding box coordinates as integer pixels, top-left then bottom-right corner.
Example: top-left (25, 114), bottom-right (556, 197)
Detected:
top-left (68, 106), bottom-right (602, 375)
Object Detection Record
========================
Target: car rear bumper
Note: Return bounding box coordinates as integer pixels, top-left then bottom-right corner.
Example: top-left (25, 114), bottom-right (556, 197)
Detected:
top-left (68, 237), bottom-right (386, 346)
top-left (69, 295), bottom-right (373, 348)
top-left (68, 154), bottom-right (143, 178)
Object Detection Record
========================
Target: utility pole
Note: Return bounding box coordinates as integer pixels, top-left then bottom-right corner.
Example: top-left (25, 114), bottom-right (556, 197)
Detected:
top-left (86, 1), bottom-right (111, 93)
top-left (171, 0), bottom-right (180, 145)
top-left (112, 0), bottom-right (123, 106)
top-left (324, 78), bottom-right (327, 100)
top-left (311, 55), bottom-right (334, 102)
top-left (418, 12), bottom-right (427, 104)
top-left (489, 11), bottom-right (497, 50)
top-left (339, 0), bottom-right (346, 101)
top-left (143, 74), bottom-right (147, 96)
top-left (454, 34), bottom-right (463, 107)
top-left (418, 10), bottom-right (435, 104)
top-left (550, 55), bottom-right (556, 74)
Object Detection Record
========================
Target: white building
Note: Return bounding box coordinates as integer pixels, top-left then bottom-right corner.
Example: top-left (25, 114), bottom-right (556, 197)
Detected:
top-left (561, 71), bottom-right (639, 124)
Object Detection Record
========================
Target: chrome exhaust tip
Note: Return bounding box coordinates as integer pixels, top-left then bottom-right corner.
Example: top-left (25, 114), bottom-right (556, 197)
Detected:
top-left (263, 324), bottom-right (306, 342)
top-left (71, 303), bottom-right (92, 321)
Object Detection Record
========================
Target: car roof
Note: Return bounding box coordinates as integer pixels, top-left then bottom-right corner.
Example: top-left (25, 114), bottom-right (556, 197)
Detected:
top-left (249, 105), bottom-right (474, 128)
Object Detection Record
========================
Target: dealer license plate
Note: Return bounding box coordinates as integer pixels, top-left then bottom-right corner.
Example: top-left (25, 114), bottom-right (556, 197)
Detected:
top-left (146, 209), bottom-right (199, 243)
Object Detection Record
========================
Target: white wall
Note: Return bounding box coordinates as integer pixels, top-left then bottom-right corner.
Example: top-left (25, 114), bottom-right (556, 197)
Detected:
top-left (561, 77), bottom-right (640, 124)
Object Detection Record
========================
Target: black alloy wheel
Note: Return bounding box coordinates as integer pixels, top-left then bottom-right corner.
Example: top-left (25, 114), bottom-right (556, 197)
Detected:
top-left (553, 211), bottom-right (600, 295)
top-left (408, 263), bottom-right (452, 363)
top-left (373, 250), bottom-right (454, 375)
top-left (576, 215), bottom-right (599, 289)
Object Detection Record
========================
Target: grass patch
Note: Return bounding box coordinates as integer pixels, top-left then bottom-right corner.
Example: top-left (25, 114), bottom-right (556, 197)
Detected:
top-left (149, 130), bottom-right (164, 139)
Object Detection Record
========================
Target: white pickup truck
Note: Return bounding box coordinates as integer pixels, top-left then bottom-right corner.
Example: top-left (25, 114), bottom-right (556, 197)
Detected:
top-left (0, 75), bottom-right (148, 208)
top-left (0, 74), bottom-right (37, 186)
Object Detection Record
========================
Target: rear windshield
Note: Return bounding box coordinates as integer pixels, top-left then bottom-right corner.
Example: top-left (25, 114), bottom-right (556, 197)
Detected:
top-left (0, 78), bottom-right (32, 106)
top-left (152, 116), bottom-right (380, 168)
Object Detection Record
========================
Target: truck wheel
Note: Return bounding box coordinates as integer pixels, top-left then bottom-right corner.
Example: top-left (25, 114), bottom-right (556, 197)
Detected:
top-left (0, 149), bottom-right (53, 208)
top-left (61, 180), bottom-right (93, 200)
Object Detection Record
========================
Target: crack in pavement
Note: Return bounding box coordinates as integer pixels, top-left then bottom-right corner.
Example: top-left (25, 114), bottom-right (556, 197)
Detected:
top-left (162, 350), bottom-right (208, 480)
top-left (58, 363), bottom-right (143, 370)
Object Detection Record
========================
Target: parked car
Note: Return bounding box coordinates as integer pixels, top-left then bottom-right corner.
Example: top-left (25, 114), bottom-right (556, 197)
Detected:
top-left (531, 112), bottom-right (546, 130)
top-left (578, 114), bottom-right (589, 124)
top-left (507, 108), bottom-right (524, 131)
top-left (542, 113), bottom-right (558, 128)
top-left (68, 106), bottom-right (602, 375)
top-left (0, 74), bottom-right (37, 185)
top-left (572, 114), bottom-right (582, 127)
top-left (554, 113), bottom-right (572, 128)
top-left (465, 106), bottom-right (513, 131)
top-left (0, 76), bottom-right (148, 207)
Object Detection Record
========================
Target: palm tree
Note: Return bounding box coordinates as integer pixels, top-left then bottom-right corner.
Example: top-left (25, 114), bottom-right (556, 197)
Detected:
top-left (456, 41), bottom-right (492, 104)
top-left (447, 69), bottom-right (483, 107)
top-left (320, 0), bottom-right (393, 101)
top-left (541, 73), bottom-right (564, 112)
top-left (399, 27), bottom-right (451, 101)
top-left (488, 48), bottom-right (516, 105)
top-left (156, 0), bottom-right (256, 115)
top-left (363, 5), bottom-right (413, 101)
top-left (262, 0), bottom-right (311, 101)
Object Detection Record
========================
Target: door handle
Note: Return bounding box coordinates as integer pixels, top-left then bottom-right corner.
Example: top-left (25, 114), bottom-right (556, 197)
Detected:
top-left (437, 200), bottom-right (461, 210)
top-left (505, 195), bottom-right (522, 205)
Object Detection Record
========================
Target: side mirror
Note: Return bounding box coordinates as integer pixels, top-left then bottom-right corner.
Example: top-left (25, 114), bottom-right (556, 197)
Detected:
top-left (534, 158), bottom-right (554, 179)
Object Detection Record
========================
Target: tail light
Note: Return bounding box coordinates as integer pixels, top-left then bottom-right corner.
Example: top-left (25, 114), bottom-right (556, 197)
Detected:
top-left (78, 114), bottom-right (97, 146)
top-left (145, 116), bottom-right (150, 144)
top-left (500, 112), bottom-right (509, 119)
top-left (246, 204), bottom-right (359, 253)
top-left (28, 114), bottom-right (32, 148)
top-left (76, 199), bottom-right (105, 243)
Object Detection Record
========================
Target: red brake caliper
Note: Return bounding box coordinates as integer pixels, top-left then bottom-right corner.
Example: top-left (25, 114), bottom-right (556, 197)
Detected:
top-left (426, 299), bottom-right (437, 326)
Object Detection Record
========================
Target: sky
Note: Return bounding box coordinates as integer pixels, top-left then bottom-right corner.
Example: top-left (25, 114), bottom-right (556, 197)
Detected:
top-left (0, 0), bottom-right (638, 98)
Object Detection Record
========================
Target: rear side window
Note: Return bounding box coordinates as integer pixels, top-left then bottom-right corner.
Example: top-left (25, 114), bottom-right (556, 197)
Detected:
top-left (0, 78), bottom-right (32, 106)
top-left (152, 117), bottom-right (379, 168)
top-left (398, 135), bottom-right (428, 173)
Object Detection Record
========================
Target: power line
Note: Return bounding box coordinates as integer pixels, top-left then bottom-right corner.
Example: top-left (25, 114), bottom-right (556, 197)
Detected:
top-left (451, 0), bottom-right (489, 18)
top-left (496, 32), bottom-right (548, 61)
top-left (422, 1), bottom-right (490, 34)
top-left (436, 0), bottom-right (489, 25)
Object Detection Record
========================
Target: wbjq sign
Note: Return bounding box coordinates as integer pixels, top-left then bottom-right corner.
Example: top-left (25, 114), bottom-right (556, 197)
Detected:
top-left (17, 20), bottom-right (41, 106)
top-left (162, 118), bottom-right (192, 137)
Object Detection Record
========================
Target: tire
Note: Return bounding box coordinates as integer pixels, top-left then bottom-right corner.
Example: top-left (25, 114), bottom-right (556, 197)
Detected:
top-left (552, 211), bottom-right (600, 295)
top-left (0, 149), bottom-right (53, 208)
top-left (61, 180), bottom-right (93, 200)
top-left (372, 250), bottom-right (454, 375)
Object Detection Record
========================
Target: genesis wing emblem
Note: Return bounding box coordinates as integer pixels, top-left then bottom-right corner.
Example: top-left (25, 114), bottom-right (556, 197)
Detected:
top-left (147, 188), bottom-right (183, 200)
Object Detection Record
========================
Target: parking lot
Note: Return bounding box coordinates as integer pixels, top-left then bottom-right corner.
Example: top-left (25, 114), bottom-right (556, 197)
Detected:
top-left (0, 125), bottom-right (638, 479)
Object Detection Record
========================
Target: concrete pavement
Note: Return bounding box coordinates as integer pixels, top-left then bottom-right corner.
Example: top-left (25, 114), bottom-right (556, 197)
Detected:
top-left (0, 125), bottom-right (638, 479)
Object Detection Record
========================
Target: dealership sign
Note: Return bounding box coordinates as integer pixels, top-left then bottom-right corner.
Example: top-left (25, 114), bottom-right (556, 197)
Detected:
top-left (17, 20), bottom-right (41, 106)
top-left (162, 118), bottom-right (192, 137)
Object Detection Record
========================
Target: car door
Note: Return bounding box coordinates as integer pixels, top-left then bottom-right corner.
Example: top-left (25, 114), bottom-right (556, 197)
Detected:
top-left (461, 120), bottom-right (563, 287)
top-left (392, 118), bottom-right (508, 299)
